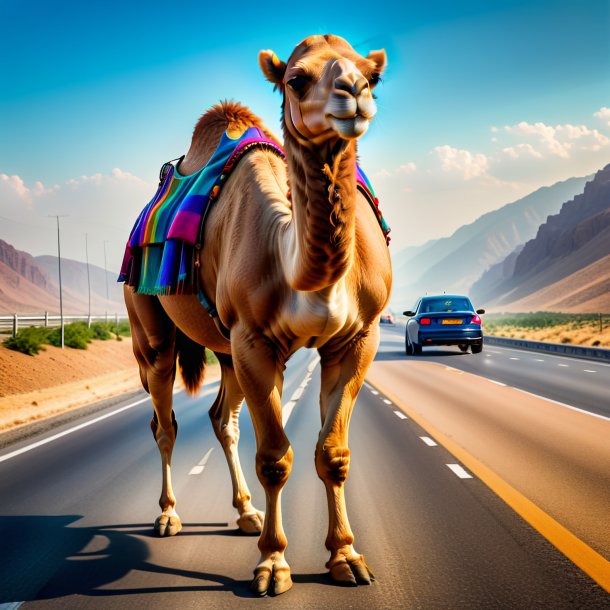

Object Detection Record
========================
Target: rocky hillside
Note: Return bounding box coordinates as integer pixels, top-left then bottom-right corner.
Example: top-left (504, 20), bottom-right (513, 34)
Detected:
top-left (0, 240), bottom-right (124, 314)
top-left (472, 164), bottom-right (610, 312)
top-left (391, 175), bottom-right (590, 309)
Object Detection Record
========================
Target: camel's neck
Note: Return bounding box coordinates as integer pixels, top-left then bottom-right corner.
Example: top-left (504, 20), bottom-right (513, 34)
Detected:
top-left (283, 134), bottom-right (358, 292)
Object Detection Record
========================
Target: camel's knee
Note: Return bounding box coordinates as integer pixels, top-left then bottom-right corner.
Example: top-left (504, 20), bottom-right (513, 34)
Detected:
top-left (151, 411), bottom-right (178, 450)
top-left (256, 447), bottom-right (293, 488)
top-left (316, 445), bottom-right (351, 483)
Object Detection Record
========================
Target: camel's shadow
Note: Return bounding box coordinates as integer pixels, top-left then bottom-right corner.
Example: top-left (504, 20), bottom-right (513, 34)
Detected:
top-left (0, 515), bottom-right (331, 603)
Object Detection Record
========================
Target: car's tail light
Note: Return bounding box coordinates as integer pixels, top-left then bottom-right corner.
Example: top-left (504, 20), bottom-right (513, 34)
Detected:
top-left (471, 314), bottom-right (482, 325)
top-left (419, 317), bottom-right (431, 325)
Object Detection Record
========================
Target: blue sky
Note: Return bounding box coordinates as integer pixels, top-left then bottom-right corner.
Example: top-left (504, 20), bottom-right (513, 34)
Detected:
top-left (1, 0), bottom-right (609, 269)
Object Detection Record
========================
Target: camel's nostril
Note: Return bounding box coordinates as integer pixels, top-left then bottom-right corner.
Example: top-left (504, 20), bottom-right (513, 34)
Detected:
top-left (334, 75), bottom-right (368, 97)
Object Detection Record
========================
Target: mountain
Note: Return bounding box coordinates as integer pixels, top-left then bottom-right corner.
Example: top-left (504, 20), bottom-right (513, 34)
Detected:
top-left (0, 239), bottom-right (124, 315)
top-left (391, 175), bottom-right (591, 309)
top-left (472, 164), bottom-right (610, 312)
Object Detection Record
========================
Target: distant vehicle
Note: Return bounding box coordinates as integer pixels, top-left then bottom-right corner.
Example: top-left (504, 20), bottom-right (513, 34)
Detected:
top-left (380, 313), bottom-right (395, 325)
top-left (403, 295), bottom-right (485, 355)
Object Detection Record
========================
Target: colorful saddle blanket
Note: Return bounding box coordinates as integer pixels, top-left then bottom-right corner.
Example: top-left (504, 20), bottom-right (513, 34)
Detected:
top-left (119, 127), bottom-right (390, 295)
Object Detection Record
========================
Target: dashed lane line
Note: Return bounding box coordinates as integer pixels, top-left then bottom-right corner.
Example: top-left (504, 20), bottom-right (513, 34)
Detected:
top-left (189, 447), bottom-right (214, 475)
top-left (383, 399), bottom-right (393, 405)
top-left (420, 436), bottom-right (438, 447)
top-left (447, 464), bottom-right (473, 479)
top-left (282, 355), bottom-right (320, 427)
top-left (364, 378), bottom-right (610, 594)
top-left (488, 379), bottom-right (507, 387)
top-left (393, 411), bottom-right (408, 420)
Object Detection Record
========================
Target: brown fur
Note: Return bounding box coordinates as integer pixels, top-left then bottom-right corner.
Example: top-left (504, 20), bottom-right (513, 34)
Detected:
top-left (125, 35), bottom-right (391, 596)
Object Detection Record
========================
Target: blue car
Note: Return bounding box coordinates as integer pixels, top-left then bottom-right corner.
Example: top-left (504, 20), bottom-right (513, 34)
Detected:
top-left (403, 295), bottom-right (485, 355)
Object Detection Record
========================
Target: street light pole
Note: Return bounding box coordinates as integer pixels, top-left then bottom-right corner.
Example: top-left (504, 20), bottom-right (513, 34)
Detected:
top-left (50, 215), bottom-right (65, 348)
top-left (84, 233), bottom-right (92, 328)
top-left (103, 240), bottom-right (110, 323)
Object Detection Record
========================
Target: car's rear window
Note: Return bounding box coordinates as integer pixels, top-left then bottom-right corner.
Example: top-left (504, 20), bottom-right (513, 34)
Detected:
top-left (420, 298), bottom-right (471, 313)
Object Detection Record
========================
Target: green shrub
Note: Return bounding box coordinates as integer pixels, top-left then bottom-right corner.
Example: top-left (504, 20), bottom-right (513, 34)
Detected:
top-left (90, 322), bottom-right (113, 340)
top-left (48, 322), bottom-right (93, 350)
top-left (205, 348), bottom-right (218, 365)
top-left (4, 326), bottom-right (51, 355)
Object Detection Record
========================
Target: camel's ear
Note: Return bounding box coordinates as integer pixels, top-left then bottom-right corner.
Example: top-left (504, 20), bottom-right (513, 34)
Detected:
top-left (367, 49), bottom-right (388, 76)
top-left (259, 50), bottom-right (287, 89)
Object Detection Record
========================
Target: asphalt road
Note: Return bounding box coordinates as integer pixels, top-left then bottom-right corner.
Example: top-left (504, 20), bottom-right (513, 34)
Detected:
top-left (1, 332), bottom-right (609, 609)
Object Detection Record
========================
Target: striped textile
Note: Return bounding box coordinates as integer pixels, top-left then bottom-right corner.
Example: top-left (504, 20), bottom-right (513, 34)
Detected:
top-left (118, 128), bottom-right (390, 295)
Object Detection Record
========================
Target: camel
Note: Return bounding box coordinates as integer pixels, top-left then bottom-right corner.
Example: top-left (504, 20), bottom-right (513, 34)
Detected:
top-left (123, 34), bottom-right (391, 596)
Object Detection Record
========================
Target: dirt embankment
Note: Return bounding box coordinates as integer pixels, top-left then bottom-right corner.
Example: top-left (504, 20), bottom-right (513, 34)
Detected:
top-left (0, 338), bottom-right (221, 434)
top-left (0, 338), bottom-right (143, 432)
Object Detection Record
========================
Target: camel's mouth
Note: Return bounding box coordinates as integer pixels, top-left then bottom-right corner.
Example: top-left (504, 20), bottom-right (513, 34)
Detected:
top-left (328, 114), bottom-right (370, 140)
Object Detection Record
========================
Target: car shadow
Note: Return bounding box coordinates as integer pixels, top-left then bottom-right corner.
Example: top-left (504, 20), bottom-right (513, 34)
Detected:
top-left (374, 347), bottom-right (469, 361)
top-left (0, 515), bottom-right (343, 603)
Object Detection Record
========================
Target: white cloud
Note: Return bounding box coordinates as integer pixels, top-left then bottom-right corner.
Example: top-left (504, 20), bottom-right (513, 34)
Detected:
top-left (375, 168), bottom-right (392, 178)
top-left (501, 143), bottom-right (543, 160)
top-left (399, 162), bottom-right (417, 173)
top-left (501, 121), bottom-right (609, 159)
top-left (433, 145), bottom-right (490, 180)
top-left (0, 169), bottom-right (156, 270)
top-left (594, 107), bottom-right (610, 127)
top-left (1, 173), bottom-right (33, 202)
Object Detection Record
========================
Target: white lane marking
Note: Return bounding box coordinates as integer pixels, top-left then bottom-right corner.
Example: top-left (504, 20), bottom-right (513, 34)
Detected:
top-left (534, 359), bottom-right (545, 362)
top-left (558, 364), bottom-right (569, 368)
top-left (290, 387), bottom-right (304, 401)
top-left (282, 401), bottom-right (298, 427)
top-left (363, 382), bottom-right (373, 390)
top-left (491, 344), bottom-right (610, 368)
top-left (307, 356), bottom-right (321, 373)
top-left (394, 411), bottom-right (408, 420)
top-left (513, 387), bottom-right (610, 422)
top-left (189, 448), bottom-right (214, 475)
top-left (420, 436), bottom-right (437, 447)
top-left (509, 357), bottom-right (520, 361)
top-left (282, 355), bottom-right (318, 427)
top-left (488, 379), bottom-right (506, 387)
top-left (370, 390), bottom-right (379, 395)
top-left (447, 464), bottom-right (473, 479)
top-left (383, 399), bottom-right (393, 405)
top-left (584, 369), bottom-right (597, 373)
top-left (0, 396), bottom-right (150, 464)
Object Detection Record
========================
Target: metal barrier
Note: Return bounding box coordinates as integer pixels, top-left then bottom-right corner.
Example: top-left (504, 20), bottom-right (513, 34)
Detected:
top-left (0, 313), bottom-right (128, 338)
top-left (484, 335), bottom-right (610, 362)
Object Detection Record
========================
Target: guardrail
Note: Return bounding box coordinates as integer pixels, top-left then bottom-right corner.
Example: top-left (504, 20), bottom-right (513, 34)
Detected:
top-left (0, 313), bottom-right (128, 338)
top-left (484, 335), bottom-right (610, 362)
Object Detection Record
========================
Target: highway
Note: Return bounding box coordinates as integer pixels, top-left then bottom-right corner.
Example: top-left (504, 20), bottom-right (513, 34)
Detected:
top-left (1, 328), bottom-right (609, 609)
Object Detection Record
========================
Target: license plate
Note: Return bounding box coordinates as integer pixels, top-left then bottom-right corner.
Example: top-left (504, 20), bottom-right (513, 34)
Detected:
top-left (442, 319), bottom-right (462, 325)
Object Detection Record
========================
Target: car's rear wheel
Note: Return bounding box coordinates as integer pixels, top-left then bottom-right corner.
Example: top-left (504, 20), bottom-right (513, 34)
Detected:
top-left (472, 341), bottom-right (483, 354)
top-left (405, 338), bottom-right (413, 355)
top-left (459, 344), bottom-right (469, 353)
top-left (413, 342), bottom-right (422, 355)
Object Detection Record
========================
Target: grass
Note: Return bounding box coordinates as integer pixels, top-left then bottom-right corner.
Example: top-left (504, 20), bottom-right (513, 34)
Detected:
top-left (3, 321), bottom-right (131, 355)
top-left (484, 312), bottom-right (610, 347)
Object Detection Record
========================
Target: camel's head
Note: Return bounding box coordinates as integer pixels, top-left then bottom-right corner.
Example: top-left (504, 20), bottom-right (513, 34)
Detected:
top-left (259, 35), bottom-right (386, 146)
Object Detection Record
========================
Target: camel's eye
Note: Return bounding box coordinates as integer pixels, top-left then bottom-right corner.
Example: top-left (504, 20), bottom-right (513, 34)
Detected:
top-left (369, 73), bottom-right (381, 87)
top-left (286, 75), bottom-right (310, 94)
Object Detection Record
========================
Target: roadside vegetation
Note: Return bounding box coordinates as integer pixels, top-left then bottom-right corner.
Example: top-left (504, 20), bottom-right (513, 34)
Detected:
top-left (483, 312), bottom-right (610, 348)
top-left (3, 321), bottom-right (131, 355)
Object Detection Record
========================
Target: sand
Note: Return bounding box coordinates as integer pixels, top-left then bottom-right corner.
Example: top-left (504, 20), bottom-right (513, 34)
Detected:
top-left (0, 339), bottom-right (219, 433)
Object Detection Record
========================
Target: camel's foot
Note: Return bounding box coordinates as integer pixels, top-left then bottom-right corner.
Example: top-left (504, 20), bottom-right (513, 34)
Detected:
top-left (251, 553), bottom-right (292, 596)
top-left (327, 546), bottom-right (375, 586)
top-left (237, 509), bottom-right (265, 535)
top-left (154, 511), bottom-right (182, 537)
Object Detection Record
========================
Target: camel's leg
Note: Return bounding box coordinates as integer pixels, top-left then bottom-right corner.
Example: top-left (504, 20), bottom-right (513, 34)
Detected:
top-left (316, 325), bottom-right (380, 586)
top-left (231, 327), bottom-right (293, 596)
top-left (208, 355), bottom-right (265, 534)
top-left (125, 288), bottom-right (182, 537)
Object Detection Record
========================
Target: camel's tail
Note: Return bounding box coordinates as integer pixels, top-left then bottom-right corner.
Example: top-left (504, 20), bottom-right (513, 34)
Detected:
top-left (176, 329), bottom-right (206, 396)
